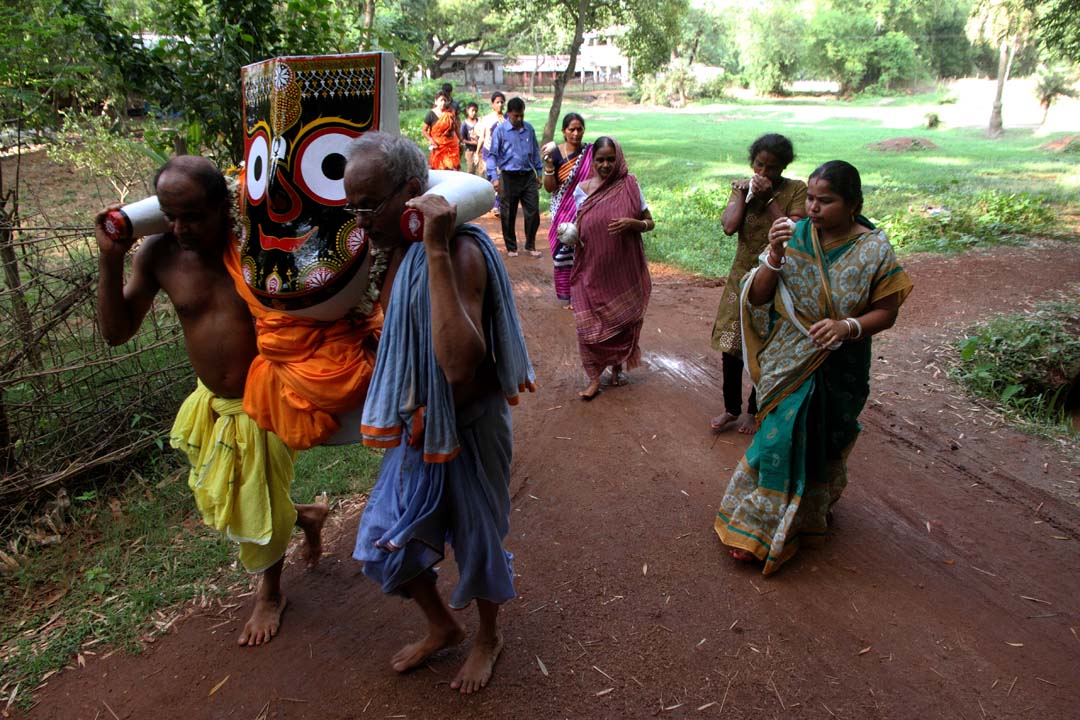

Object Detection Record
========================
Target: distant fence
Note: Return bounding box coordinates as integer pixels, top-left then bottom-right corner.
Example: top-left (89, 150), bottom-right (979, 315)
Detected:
top-left (0, 154), bottom-right (191, 524)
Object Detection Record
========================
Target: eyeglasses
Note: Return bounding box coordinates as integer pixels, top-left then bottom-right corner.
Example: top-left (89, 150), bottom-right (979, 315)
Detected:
top-left (344, 180), bottom-right (407, 220)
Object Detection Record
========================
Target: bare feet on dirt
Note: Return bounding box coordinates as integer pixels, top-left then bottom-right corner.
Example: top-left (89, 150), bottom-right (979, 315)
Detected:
top-left (450, 631), bottom-right (504, 695)
top-left (727, 548), bottom-right (757, 562)
top-left (608, 364), bottom-right (626, 386)
top-left (710, 411), bottom-right (738, 432)
top-left (579, 377), bottom-right (602, 400)
top-left (390, 621), bottom-right (466, 673)
top-left (237, 595), bottom-right (287, 646)
top-left (296, 502), bottom-right (329, 569)
top-left (735, 412), bottom-right (757, 435)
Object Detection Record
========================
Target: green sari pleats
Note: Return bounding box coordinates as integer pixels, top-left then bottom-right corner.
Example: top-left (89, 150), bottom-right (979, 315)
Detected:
top-left (716, 218), bottom-right (910, 575)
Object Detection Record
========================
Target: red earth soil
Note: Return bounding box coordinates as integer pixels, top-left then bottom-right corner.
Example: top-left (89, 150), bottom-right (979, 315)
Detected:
top-left (17, 214), bottom-right (1080, 720)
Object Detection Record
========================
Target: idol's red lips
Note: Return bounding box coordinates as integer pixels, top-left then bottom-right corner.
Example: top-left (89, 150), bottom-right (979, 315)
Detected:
top-left (259, 226), bottom-right (316, 252)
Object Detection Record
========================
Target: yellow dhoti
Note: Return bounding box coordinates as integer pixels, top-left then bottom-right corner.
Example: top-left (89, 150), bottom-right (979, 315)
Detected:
top-left (170, 381), bottom-right (298, 573)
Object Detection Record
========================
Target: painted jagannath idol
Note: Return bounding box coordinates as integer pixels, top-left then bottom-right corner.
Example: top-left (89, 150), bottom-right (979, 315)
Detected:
top-left (239, 52), bottom-right (399, 320)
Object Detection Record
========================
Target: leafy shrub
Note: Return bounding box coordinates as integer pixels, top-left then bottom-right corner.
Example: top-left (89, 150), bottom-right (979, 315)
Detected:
top-left (698, 76), bottom-right (731, 100)
top-left (44, 111), bottom-right (166, 202)
top-left (684, 184), bottom-right (731, 219)
top-left (954, 291), bottom-right (1080, 428)
top-left (400, 79), bottom-right (445, 112)
top-left (881, 190), bottom-right (1054, 253)
top-left (634, 75), bottom-right (666, 106)
top-left (399, 110), bottom-right (430, 152)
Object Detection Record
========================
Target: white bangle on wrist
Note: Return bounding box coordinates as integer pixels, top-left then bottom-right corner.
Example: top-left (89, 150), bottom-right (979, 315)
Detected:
top-left (763, 253), bottom-right (785, 272)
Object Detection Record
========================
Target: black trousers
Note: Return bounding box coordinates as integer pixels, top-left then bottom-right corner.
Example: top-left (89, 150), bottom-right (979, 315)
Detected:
top-left (723, 351), bottom-right (757, 416)
top-left (499, 171), bottom-right (540, 252)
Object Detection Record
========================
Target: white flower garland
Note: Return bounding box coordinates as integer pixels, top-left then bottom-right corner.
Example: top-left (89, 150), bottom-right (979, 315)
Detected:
top-left (351, 245), bottom-right (389, 319)
top-left (224, 173), bottom-right (244, 244)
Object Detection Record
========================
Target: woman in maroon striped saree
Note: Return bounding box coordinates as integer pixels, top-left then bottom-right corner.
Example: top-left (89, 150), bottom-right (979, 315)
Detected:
top-left (571, 136), bottom-right (654, 400)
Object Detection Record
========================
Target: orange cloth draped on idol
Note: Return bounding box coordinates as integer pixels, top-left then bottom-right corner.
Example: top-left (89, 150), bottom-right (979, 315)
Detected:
top-left (233, 53), bottom-right (401, 449)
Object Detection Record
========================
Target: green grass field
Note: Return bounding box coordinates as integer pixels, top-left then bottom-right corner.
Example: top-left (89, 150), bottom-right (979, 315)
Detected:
top-left (505, 95), bottom-right (1080, 276)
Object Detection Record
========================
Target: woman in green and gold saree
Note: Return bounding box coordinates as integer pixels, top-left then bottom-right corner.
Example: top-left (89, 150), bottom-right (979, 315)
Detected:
top-left (714, 161), bottom-right (913, 575)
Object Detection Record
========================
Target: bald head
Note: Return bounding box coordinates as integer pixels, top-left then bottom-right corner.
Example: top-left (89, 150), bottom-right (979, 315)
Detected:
top-left (155, 155), bottom-right (228, 206)
top-left (154, 155), bottom-right (230, 250)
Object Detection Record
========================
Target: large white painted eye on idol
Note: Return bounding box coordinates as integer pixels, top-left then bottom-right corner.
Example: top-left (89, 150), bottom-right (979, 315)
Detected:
top-left (246, 130), bottom-right (269, 203)
top-left (295, 128), bottom-right (355, 204)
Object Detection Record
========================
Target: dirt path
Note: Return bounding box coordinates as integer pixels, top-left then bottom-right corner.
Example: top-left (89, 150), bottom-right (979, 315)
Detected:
top-left (21, 217), bottom-right (1080, 720)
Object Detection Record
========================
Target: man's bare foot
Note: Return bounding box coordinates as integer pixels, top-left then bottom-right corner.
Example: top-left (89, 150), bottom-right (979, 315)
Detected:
top-left (728, 548), bottom-right (757, 562)
top-left (579, 377), bottom-right (602, 400)
top-left (296, 502), bottom-right (329, 568)
top-left (238, 595), bottom-right (287, 646)
top-left (710, 412), bottom-right (738, 433)
top-left (450, 632), bottom-right (504, 694)
top-left (735, 413), bottom-right (758, 435)
top-left (390, 622), bottom-right (466, 673)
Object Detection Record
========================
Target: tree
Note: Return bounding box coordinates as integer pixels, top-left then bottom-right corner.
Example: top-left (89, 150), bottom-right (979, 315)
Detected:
top-left (922, 1), bottom-right (977, 78)
top-left (618, 0), bottom-right (688, 79)
top-left (495, 0), bottom-right (687, 143)
top-left (1026, 0), bottom-right (1080, 63)
top-left (57, 0), bottom-right (354, 163)
top-left (970, 0), bottom-right (1036, 137)
top-left (740, 1), bottom-right (805, 95)
top-left (1, 1), bottom-right (105, 128)
top-left (871, 31), bottom-right (923, 91)
top-left (676, 6), bottom-right (740, 74)
top-left (368, 0), bottom-right (435, 80)
top-left (1034, 62), bottom-right (1078, 124)
top-left (361, 0), bottom-right (377, 49)
top-left (425, 0), bottom-right (493, 79)
top-left (805, 8), bottom-right (877, 95)
top-left (495, 0), bottom-right (615, 144)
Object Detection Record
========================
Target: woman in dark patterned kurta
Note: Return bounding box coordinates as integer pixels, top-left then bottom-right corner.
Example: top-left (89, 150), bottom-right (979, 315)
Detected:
top-left (710, 134), bottom-right (806, 434)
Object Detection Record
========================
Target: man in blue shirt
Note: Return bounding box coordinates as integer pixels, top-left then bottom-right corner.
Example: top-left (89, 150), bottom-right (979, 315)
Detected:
top-left (489, 97), bottom-right (543, 257)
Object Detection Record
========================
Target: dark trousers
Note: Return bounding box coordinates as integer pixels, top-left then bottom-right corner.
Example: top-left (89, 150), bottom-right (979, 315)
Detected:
top-left (723, 351), bottom-right (757, 416)
top-left (499, 171), bottom-right (539, 252)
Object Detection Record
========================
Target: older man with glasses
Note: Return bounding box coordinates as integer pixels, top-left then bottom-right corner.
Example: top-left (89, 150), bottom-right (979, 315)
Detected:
top-left (343, 132), bottom-right (535, 695)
